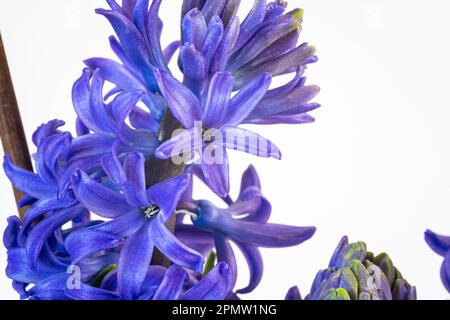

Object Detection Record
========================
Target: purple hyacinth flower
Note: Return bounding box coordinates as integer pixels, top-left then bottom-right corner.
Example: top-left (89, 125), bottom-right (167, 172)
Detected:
top-left (153, 69), bottom-right (281, 196)
top-left (176, 165), bottom-right (316, 294)
top-left (85, 0), bottom-right (176, 122)
top-left (2, 120), bottom-right (88, 271)
top-left (425, 229), bottom-right (450, 293)
top-left (60, 68), bottom-right (159, 195)
top-left (86, 0), bottom-right (320, 127)
top-left (179, 0), bottom-right (320, 125)
top-left (244, 66), bottom-right (321, 125)
top-left (3, 216), bottom-right (118, 300)
top-left (180, 1), bottom-right (317, 86)
top-left (65, 151), bottom-right (204, 300)
top-left (65, 262), bottom-right (232, 300)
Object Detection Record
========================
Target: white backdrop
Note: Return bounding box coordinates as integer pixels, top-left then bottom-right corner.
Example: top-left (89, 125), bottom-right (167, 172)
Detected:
top-left (0, 0), bottom-right (449, 300)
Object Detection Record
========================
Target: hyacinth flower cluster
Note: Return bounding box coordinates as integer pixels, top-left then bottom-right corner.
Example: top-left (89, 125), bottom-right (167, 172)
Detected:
top-left (286, 237), bottom-right (417, 300)
top-left (6, 0), bottom-right (440, 301)
top-left (2, 0), bottom-right (323, 300)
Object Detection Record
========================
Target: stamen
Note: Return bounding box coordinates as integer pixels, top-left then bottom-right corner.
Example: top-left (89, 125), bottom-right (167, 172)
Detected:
top-left (202, 128), bottom-right (215, 143)
top-left (176, 209), bottom-right (198, 219)
top-left (145, 206), bottom-right (160, 219)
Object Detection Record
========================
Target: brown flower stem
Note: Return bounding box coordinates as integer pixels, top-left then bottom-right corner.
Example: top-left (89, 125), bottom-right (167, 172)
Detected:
top-left (0, 32), bottom-right (32, 219)
top-left (145, 110), bottom-right (185, 267)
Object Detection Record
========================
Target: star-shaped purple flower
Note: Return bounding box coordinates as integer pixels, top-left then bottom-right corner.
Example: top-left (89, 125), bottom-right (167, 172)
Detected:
top-left (176, 165), bottom-right (316, 294)
top-left (153, 70), bottom-right (281, 196)
top-left (65, 151), bottom-right (204, 300)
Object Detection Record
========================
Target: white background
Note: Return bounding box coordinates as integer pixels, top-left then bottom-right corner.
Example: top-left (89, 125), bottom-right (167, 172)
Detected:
top-left (0, 0), bottom-right (449, 300)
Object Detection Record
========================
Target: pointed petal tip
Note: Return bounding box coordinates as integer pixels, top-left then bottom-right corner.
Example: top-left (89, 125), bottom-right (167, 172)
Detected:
top-left (307, 226), bottom-right (317, 237)
top-left (216, 261), bottom-right (230, 276)
top-left (185, 7), bottom-right (202, 18)
top-left (95, 8), bottom-right (110, 15)
top-left (425, 229), bottom-right (450, 256)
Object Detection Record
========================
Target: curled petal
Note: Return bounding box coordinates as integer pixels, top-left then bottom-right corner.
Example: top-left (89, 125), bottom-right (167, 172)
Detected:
top-left (118, 126), bottom-right (159, 156)
top-left (129, 107), bottom-right (156, 130)
top-left (110, 90), bottom-right (146, 127)
top-left (235, 44), bottom-right (317, 89)
top-left (3, 216), bottom-right (21, 249)
top-left (152, 265), bottom-right (186, 300)
top-left (65, 210), bottom-right (144, 264)
top-left (229, 14), bottom-right (300, 72)
top-left (147, 0), bottom-right (168, 70)
top-left (223, 73), bottom-right (272, 127)
top-left (235, 243), bottom-right (263, 294)
top-left (149, 215), bottom-right (204, 273)
top-left (72, 171), bottom-right (133, 218)
top-left (118, 223), bottom-right (155, 300)
top-left (122, 152), bottom-right (150, 207)
top-left (201, 150), bottom-right (230, 197)
top-left (228, 187), bottom-right (271, 223)
top-left (66, 133), bottom-right (116, 165)
top-left (84, 58), bottom-right (147, 93)
top-left (36, 132), bottom-right (72, 184)
top-left (182, 262), bottom-right (232, 300)
top-left (20, 196), bottom-right (77, 245)
top-left (26, 205), bottom-right (84, 270)
top-left (440, 252), bottom-right (450, 293)
top-left (163, 41), bottom-right (181, 64)
top-left (153, 68), bottom-right (202, 128)
top-left (249, 85), bottom-right (320, 121)
top-left (65, 230), bottom-right (121, 264)
top-left (214, 234), bottom-right (237, 289)
top-left (3, 155), bottom-right (55, 199)
top-left (32, 119), bottom-right (65, 147)
top-left (96, 8), bottom-right (158, 91)
top-left (425, 229), bottom-right (450, 257)
top-left (101, 141), bottom-right (126, 186)
top-left (6, 248), bottom-right (64, 284)
top-left (89, 71), bottom-right (118, 133)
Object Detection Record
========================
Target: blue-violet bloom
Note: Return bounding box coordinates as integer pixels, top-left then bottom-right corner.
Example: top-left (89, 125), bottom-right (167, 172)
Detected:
top-left (425, 229), bottom-right (450, 293)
